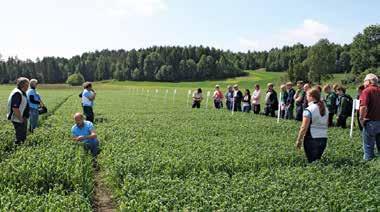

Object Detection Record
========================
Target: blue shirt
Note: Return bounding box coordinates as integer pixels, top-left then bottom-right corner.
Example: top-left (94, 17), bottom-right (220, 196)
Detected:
top-left (82, 89), bottom-right (94, 107)
top-left (27, 89), bottom-right (41, 109)
top-left (71, 121), bottom-right (97, 143)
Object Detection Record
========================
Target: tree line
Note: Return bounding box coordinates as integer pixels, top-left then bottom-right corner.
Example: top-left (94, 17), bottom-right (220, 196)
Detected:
top-left (0, 24), bottom-right (378, 84)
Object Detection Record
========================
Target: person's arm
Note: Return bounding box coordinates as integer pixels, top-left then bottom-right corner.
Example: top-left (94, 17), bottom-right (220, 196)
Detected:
top-left (11, 93), bottom-right (24, 122)
top-left (359, 90), bottom-right (369, 126)
top-left (296, 115), bottom-right (311, 149)
top-left (29, 95), bottom-right (41, 105)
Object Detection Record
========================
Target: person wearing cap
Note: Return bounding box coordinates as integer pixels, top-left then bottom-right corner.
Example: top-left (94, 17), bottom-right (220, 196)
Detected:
top-left (7, 77), bottom-right (30, 145)
top-left (294, 81), bottom-right (305, 121)
top-left (285, 82), bottom-right (295, 119)
top-left (359, 74), bottom-right (380, 161)
top-left (82, 82), bottom-right (96, 123)
top-left (251, 84), bottom-right (261, 114)
top-left (71, 112), bottom-right (99, 157)
top-left (27, 79), bottom-right (44, 133)
top-left (192, 88), bottom-right (203, 108)
top-left (233, 85), bottom-right (243, 112)
top-left (264, 83), bottom-right (278, 117)
top-left (225, 85), bottom-right (234, 111)
top-left (212, 85), bottom-right (224, 109)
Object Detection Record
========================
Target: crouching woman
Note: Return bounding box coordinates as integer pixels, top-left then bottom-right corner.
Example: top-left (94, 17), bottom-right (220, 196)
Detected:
top-left (296, 88), bottom-right (328, 163)
top-left (71, 112), bottom-right (99, 157)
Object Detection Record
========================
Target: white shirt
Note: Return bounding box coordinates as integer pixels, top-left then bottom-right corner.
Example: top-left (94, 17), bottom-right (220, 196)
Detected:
top-left (252, 90), bottom-right (261, 105)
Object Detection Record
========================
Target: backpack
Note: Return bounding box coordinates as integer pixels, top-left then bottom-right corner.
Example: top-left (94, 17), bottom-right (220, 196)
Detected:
top-left (341, 94), bottom-right (353, 116)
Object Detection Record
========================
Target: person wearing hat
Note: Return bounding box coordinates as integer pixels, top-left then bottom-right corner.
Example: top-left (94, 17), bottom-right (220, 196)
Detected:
top-left (212, 85), bottom-right (224, 109)
top-left (81, 82), bottom-right (96, 123)
top-left (359, 73), bottom-right (380, 161)
top-left (225, 85), bottom-right (234, 110)
top-left (233, 84), bottom-right (243, 112)
top-left (7, 77), bottom-right (30, 144)
top-left (264, 83), bottom-right (278, 117)
top-left (26, 79), bottom-right (45, 133)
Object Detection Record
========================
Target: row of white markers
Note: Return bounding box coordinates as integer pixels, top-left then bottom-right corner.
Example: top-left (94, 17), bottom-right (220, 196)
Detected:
top-left (127, 88), bottom-right (360, 139)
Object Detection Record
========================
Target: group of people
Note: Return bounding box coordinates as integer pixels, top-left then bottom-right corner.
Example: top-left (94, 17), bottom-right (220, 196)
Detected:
top-left (191, 73), bottom-right (380, 162)
top-left (7, 78), bottom-right (99, 157)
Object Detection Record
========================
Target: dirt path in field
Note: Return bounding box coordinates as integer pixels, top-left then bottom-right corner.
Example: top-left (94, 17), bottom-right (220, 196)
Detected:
top-left (93, 166), bottom-right (117, 212)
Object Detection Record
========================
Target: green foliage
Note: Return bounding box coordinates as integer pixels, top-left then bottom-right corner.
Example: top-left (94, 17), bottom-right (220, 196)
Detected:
top-left (66, 73), bottom-right (85, 86)
top-left (306, 39), bottom-right (336, 83)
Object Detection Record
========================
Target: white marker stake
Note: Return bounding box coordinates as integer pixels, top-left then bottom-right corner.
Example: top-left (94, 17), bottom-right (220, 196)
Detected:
top-left (156, 89), bottom-right (159, 98)
top-left (187, 90), bottom-right (191, 107)
top-left (173, 89), bottom-right (177, 104)
top-left (350, 99), bottom-right (360, 139)
top-left (165, 89), bottom-right (169, 103)
top-left (205, 91), bottom-right (211, 109)
top-left (277, 92), bottom-right (282, 124)
top-left (231, 99), bottom-right (235, 115)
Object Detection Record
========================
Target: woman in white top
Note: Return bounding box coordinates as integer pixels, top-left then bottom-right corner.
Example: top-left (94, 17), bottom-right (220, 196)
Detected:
top-left (192, 88), bottom-right (203, 109)
top-left (296, 88), bottom-right (328, 163)
top-left (251, 84), bottom-right (261, 114)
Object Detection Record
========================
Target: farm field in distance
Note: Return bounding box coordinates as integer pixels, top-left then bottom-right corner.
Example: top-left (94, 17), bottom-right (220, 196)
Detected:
top-left (0, 70), bottom-right (378, 211)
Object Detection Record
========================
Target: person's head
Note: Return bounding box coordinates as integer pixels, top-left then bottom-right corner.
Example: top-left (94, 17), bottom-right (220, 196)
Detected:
top-left (255, 84), bottom-right (260, 90)
top-left (363, 73), bottom-right (378, 87)
top-left (16, 77), bottom-right (30, 92)
top-left (323, 85), bottom-right (332, 94)
top-left (227, 85), bottom-right (233, 92)
top-left (297, 81), bottom-right (304, 89)
top-left (336, 86), bottom-right (346, 95)
top-left (245, 89), bottom-right (250, 95)
top-left (303, 83), bottom-right (311, 92)
top-left (267, 83), bottom-right (274, 91)
top-left (233, 84), bottom-right (239, 91)
top-left (74, 112), bottom-right (85, 127)
top-left (280, 84), bottom-right (286, 92)
top-left (286, 82), bottom-right (293, 90)
top-left (315, 85), bottom-right (322, 93)
top-left (333, 84), bottom-right (339, 93)
top-left (29, 79), bottom-right (38, 89)
top-left (358, 85), bottom-right (365, 95)
top-left (307, 88), bottom-right (326, 116)
top-left (197, 88), bottom-right (202, 93)
top-left (215, 85), bottom-right (220, 91)
top-left (83, 82), bottom-right (92, 90)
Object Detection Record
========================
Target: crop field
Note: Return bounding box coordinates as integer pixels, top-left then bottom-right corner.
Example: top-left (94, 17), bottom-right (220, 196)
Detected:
top-left (0, 71), bottom-right (379, 211)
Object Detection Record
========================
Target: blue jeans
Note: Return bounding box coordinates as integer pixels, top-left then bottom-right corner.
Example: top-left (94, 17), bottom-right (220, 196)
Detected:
top-left (362, 121), bottom-right (380, 161)
top-left (84, 140), bottom-right (99, 157)
top-left (29, 108), bottom-right (39, 132)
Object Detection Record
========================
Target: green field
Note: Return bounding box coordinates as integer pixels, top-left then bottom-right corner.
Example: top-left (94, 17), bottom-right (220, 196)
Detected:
top-left (0, 70), bottom-right (377, 211)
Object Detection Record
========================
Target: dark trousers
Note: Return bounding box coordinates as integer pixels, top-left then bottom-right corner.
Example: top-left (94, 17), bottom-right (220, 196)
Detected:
top-left (357, 111), bottom-right (363, 131)
top-left (264, 105), bottom-right (276, 117)
top-left (243, 105), bottom-right (251, 113)
top-left (295, 105), bottom-right (304, 121)
top-left (285, 105), bottom-right (294, 119)
top-left (253, 104), bottom-right (260, 114)
top-left (226, 101), bottom-right (232, 110)
top-left (328, 113), bottom-right (334, 127)
top-left (214, 100), bottom-right (222, 109)
top-left (12, 121), bottom-right (28, 145)
top-left (83, 106), bottom-right (94, 123)
top-left (84, 140), bottom-right (100, 157)
top-left (304, 137), bottom-right (327, 163)
top-left (234, 102), bottom-right (242, 112)
top-left (192, 101), bottom-right (201, 108)
top-left (337, 115), bottom-right (347, 129)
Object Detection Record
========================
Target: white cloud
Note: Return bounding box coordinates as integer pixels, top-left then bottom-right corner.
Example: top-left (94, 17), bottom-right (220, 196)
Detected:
top-left (96, 0), bottom-right (168, 17)
top-left (283, 19), bottom-right (330, 45)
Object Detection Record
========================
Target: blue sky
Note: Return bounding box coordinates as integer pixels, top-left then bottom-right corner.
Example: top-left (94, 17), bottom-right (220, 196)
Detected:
top-left (0, 0), bottom-right (379, 60)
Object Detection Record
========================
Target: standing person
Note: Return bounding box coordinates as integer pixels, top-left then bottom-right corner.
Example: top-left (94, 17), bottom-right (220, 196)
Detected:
top-left (296, 88), bottom-right (328, 163)
top-left (27, 79), bottom-right (44, 133)
top-left (225, 85), bottom-right (234, 111)
top-left (336, 86), bottom-right (353, 129)
top-left (359, 74), bottom-right (380, 161)
top-left (264, 83), bottom-right (278, 117)
top-left (280, 84), bottom-right (288, 119)
top-left (356, 85), bottom-right (365, 131)
top-left (233, 85), bottom-right (243, 112)
top-left (71, 113), bottom-right (99, 157)
top-left (212, 85), bottom-right (224, 109)
top-left (294, 81), bottom-right (305, 121)
top-left (323, 85), bottom-right (338, 127)
top-left (82, 82), bottom-right (96, 123)
top-left (285, 82), bottom-right (295, 119)
top-left (192, 88), bottom-right (203, 108)
top-left (7, 77), bottom-right (30, 145)
top-left (302, 84), bottom-right (312, 108)
top-left (242, 89), bottom-right (251, 113)
top-left (251, 84), bottom-right (261, 114)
